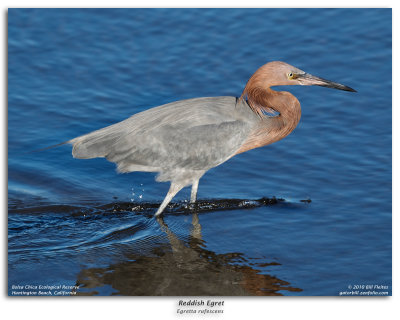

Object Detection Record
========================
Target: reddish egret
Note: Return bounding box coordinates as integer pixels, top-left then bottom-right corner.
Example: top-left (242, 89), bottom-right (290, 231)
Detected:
top-left (69, 61), bottom-right (355, 216)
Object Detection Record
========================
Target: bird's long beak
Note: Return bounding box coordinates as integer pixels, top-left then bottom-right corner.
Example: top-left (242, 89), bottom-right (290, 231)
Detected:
top-left (296, 73), bottom-right (356, 92)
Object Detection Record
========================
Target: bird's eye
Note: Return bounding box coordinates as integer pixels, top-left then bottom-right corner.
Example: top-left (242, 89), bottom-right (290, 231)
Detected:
top-left (288, 72), bottom-right (293, 79)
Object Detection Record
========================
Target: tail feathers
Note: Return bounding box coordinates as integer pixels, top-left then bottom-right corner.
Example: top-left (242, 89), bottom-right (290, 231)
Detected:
top-left (32, 118), bottom-right (129, 158)
top-left (29, 135), bottom-right (117, 160)
top-left (29, 141), bottom-right (70, 154)
top-left (70, 128), bottom-right (122, 159)
top-left (71, 136), bottom-right (112, 159)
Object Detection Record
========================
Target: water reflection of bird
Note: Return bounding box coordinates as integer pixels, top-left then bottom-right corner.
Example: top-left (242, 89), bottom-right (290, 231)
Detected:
top-left (75, 213), bottom-right (302, 296)
top-left (69, 61), bottom-right (355, 216)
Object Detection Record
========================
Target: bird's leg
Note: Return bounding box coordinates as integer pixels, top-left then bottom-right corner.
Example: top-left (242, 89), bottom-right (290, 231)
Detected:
top-left (155, 183), bottom-right (184, 216)
top-left (190, 180), bottom-right (199, 203)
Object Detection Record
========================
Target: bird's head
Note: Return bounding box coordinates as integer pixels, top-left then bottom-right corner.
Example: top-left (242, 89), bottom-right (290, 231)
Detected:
top-left (240, 61), bottom-right (356, 117)
top-left (253, 61), bottom-right (356, 92)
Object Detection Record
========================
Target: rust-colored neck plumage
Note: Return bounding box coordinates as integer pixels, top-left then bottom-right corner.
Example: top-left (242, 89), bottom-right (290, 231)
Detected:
top-left (236, 67), bottom-right (302, 154)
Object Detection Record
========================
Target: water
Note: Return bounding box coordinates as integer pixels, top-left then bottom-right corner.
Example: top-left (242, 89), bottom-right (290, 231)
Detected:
top-left (8, 8), bottom-right (391, 296)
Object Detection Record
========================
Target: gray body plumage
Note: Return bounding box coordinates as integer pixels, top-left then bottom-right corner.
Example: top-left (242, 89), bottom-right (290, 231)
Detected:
top-left (70, 97), bottom-right (259, 214)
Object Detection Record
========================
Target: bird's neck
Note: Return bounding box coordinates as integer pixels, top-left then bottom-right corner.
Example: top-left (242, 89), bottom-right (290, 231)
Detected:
top-left (236, 87), bottom-right (301, 154)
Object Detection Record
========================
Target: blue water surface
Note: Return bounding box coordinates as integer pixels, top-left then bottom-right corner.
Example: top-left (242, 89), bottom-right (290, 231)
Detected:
top-left (8, 8), bottom-right (391, 296)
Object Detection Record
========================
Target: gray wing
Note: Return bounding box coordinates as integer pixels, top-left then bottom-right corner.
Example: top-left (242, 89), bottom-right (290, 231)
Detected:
top-left (70, 96), bottom-right (257, 181)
